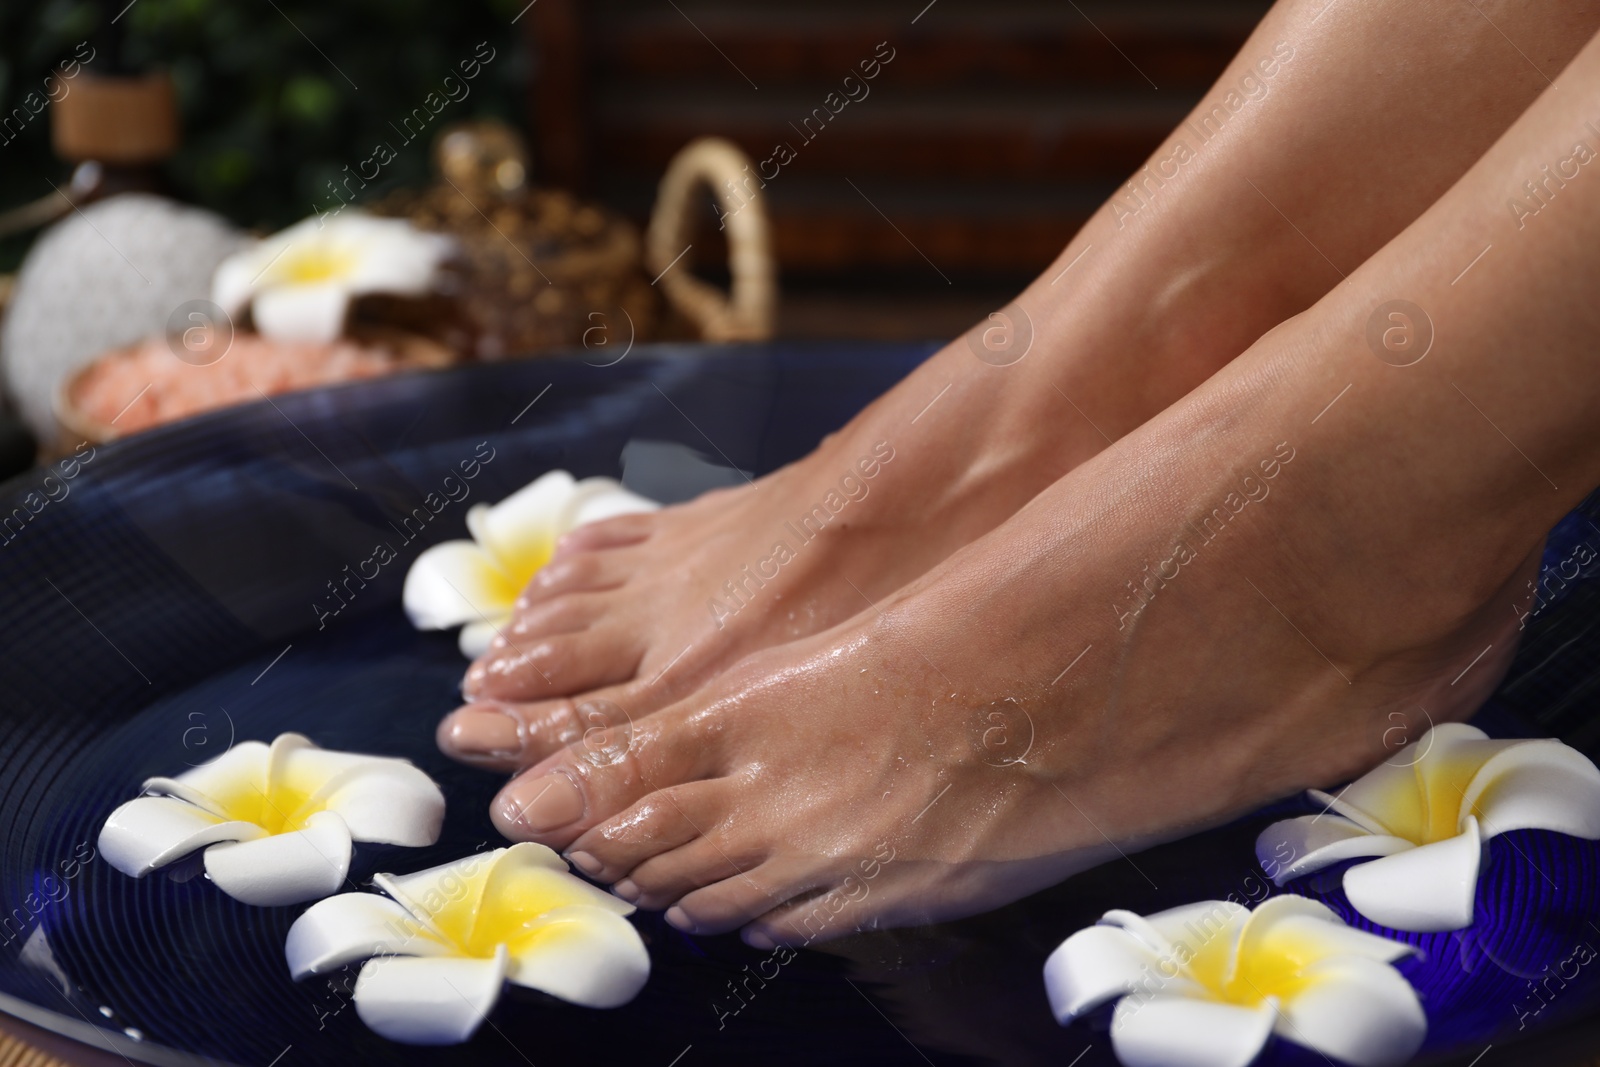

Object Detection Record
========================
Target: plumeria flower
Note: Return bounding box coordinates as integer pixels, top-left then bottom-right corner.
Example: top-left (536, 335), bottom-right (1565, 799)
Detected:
top-left (1044, 896), bottom-right (1424, 1067)
top-left (99, 733), bottom-right (444, 907)
top-left (285, 843), bottom-right (649, 1044)
top-left (1256, 723), bottom-right (1600, 932)
top-left (212, 212), bottom-right (455, 343)
top-left (403, 470), bottom-right (657, 658)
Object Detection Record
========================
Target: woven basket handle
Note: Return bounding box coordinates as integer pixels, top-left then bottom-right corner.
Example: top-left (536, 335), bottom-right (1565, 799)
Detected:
top-left (646, 137), bottom-right (776, 341)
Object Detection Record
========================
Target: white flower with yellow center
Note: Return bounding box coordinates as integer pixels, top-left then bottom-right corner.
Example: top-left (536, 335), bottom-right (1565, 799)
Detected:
top-left (403, 470), bottom-right (657, 658)
top-left (99, 733), bottom-right (444, 907)
top-left (285, 844), bottom-right (649, 1044)
top-left (212, 212), bottom-right (455, 343)
top-left (1044, 896), bottom-right (1424, 1067)
top-left (1256, 723), bottom-right (1600, 932)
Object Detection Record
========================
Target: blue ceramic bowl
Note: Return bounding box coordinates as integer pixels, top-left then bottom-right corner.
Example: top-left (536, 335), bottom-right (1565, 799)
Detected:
top-left (1, 342), bottom-right (1597, 1067)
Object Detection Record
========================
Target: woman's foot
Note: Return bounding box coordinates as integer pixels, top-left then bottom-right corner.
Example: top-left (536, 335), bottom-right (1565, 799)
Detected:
top-left (445, 325), bottom-right (1115, 754)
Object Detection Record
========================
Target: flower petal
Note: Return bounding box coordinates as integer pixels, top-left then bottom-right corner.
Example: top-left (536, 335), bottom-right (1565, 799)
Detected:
top-left (1123, 901), bottom-right (1250, 994)
top-left (1343, 816), bottom-right (1482, 931)
top-left (286, 892), bottom-right (454, 979)
top-left (566, 478), bottom-right (658, 528)
top-left (146, 740), bottom-right (272, 816)
top-left (312, 764), bottom-right (444, 847)
top-left (478, 471), bottom-right (575, 578)
top-left (1236, 895), bottom-right (1415, 968)
top-left (1460, 738), bottom-right (1600, 840)
top-left (211, 247), bottom-right (259, 318)
top-left (1278, 955), bottom-right (1426, 1067)
top-left (473, 843), bottom-right (636, 939)
top-left (202, 809), bottom-right (353, 906)
top-left (251, 282), bottom-right (351, 344)
top-left (458, 619), bottom-right (503, 659)
top-left (1109, 992), bottom-right (1275, 1067)
top-left (341, 224), bottom-right (454, 298)
top-left (503, 905), bottom-right (650, 1008)
top-left (1136, 900), bottom-right (1251, 957)
top-left (1256, 815), bottom-right (1414, 885)
top-left (98, 795), bottom-right (265, 877)
top-left (403, 540), bottom-right (519, 631)
top-left (1043, 924), bottom-right (1167, 1024)
top-left (353, 946), bottom-right (508, 1045)
top-left (275, 739), bottom-right (444, 847)
top-left (375, 844), bottom-right (632, 951)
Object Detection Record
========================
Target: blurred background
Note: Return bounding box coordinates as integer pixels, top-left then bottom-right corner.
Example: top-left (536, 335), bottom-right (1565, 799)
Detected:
top-left (0, 0), bottom-right (1271, 478)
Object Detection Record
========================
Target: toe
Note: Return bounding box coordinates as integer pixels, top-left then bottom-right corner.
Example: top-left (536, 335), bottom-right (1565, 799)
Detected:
top-left (505, 593), bottom-right (606, 640)
top-left (739, 890), bottom-right (854, 948)
top-left (465, 626), bottom-right (644, 701)
top-left (623, 835), bottom-right (765, 912)
top-left (437, 684), bottom-right (642, 770)
top-left (668, 860), bottom-right (817, 937)
top-left (515, 551), bottom-right (629, 608)
top-left (565, 780), bottom-right (729, 883)
top-left (554, 512), bottom-right (655, 556)
top-left (491, 703), bottom-right (724, 850)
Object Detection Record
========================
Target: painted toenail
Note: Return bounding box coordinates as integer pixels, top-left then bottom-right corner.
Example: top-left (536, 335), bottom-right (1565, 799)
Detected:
top-left (442, 707), bottom-right (522, 758)
top-left (566, 850), bottom-right (602, 876)
top-left (499, 773), bottom-right (585, 834)
top-left (612, 878), bottom-right (640, 903)
top-left (742, 928), bottom-right (775, 950)
top-left (664, 906), bottom-right (694, 932)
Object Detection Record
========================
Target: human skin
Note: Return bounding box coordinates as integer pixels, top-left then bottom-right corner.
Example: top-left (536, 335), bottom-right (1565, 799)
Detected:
top-left (441, 0), bottom-right (1600, 763)
top-left (470, 21), bottom-right (1600, 944)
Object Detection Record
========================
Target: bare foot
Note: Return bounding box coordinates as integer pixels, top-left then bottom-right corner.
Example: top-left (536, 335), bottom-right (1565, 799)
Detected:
top-left (444, 334), bottom-right (1111, 749)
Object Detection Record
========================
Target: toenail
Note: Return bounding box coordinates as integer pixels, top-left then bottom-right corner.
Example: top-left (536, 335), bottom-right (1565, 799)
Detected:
top-left (566, 850), bottom-right (602, 876)
top-left (664, 906), bottom-right (694, 932)
top-left (612, 878), bottom-right (640, 903)
top-left (498, 773), bottom-right (585, 834)
top-left (441, 707), bottom-right (522, 759)
top-left (742, 928), bottom-right (775, 950)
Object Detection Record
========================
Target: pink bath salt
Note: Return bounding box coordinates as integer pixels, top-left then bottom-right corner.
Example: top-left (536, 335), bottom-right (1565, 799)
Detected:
top-left (73, 333), bottom-right (398, 435)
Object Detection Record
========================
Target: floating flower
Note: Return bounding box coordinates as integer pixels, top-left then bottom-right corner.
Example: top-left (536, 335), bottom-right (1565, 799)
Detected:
top-left (1256, 723), bottom-right (1600, 931)
top-left (1044, 896), bottom-right (1424, 1067)
top-left (285, 844), bottom-right (649, 1044)
top-left (403, 470), bottom-right (657, 657)
top-left (99, 733), bottom-right (444, 907)
top-left (212, 212), bottom-right (455, 343)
